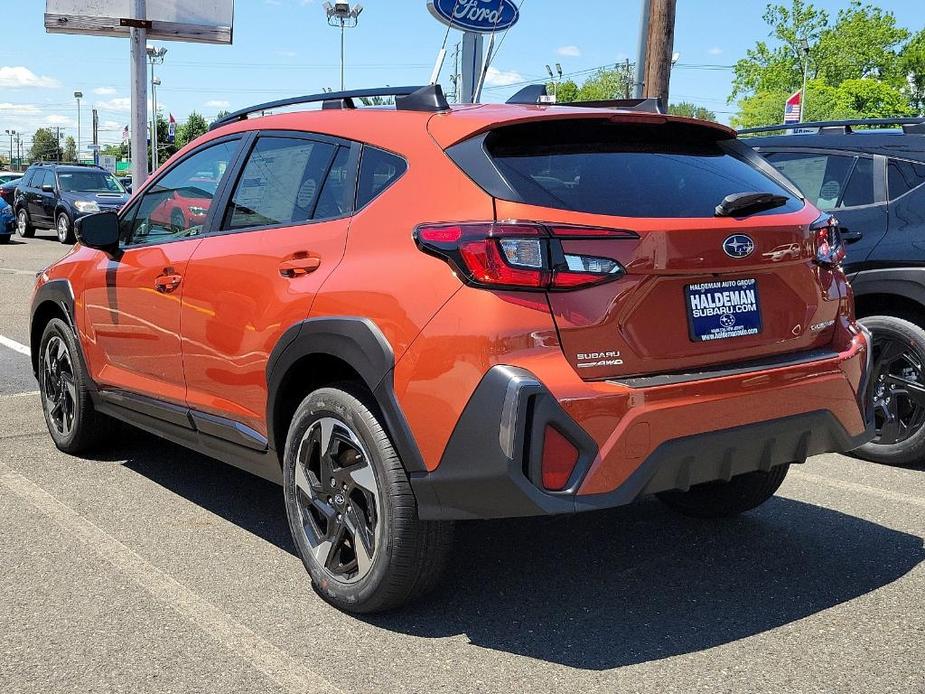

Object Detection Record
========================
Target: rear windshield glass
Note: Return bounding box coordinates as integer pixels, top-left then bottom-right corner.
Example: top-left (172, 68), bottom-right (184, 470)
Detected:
top-left (484, 120), bottom-right (803, 218)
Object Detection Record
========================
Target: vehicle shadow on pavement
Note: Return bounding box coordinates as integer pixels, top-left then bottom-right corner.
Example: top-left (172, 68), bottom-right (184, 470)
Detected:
top-left (111, 431), bottom-right (924, 670)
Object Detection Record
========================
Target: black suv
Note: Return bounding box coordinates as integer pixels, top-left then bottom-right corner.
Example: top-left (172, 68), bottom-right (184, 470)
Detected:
top-left (14, 163), bottom-right (129, 244)
top-left (745, 118), bottom-right (925, 466)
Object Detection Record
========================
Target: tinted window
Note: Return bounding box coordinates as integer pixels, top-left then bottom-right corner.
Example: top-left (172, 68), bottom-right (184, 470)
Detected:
top-left (889, 159), bottom-right (925, 199)
top-left (224, 137), bottom-right (336, 230)
top-left (122, 140), bottom-right (239, 247)
top-left (839, 156), bottom-right (874, 207)
top-left (484, 121), bottom-right (800, 218)
top-left (356, 147), bottom-right (406, 209)
top-left (39, 170), bottom-right (55, 189)
top-left (57, 170), bottom-right (124, 193)
top-left (20, 170), bottom-right (35, 187)
top-left (314, 146), bottom-right (351, 219)
top-left (758, 152), bottom-right (856, 210)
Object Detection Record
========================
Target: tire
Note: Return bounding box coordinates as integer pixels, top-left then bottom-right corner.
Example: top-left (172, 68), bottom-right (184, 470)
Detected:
top-left (16, 208), bottom-right (34, 238)
top-left (853, 315), bottom-right (925, 467)
top-left (656, 464), bottom-right (790, 518)
top-left (56, 211), bottom-right (75, 244)
top-left (38, 317), bottom-right (106, 453)
top-left (283, 385), bottom-right (453, 613)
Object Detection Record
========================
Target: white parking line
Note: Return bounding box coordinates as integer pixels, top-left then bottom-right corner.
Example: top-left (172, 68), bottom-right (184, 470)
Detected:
top-left (0, 335), bottom-right (30, 357)
top-left (0, 267), bottom-right (37, 276)
top-left (0, 462), bottom-right (341, 694)
top-left (0, 390), bottom-right (39, 399)
top-left (793, 469), bottom-right (925, 510)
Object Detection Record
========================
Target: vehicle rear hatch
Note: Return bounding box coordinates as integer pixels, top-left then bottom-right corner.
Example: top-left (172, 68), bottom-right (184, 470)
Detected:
top-left (442, 112), bottom-right (842, 380)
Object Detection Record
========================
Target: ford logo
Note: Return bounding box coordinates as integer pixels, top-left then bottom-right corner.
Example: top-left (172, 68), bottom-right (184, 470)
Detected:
top-left (722, 234), bottom-right (755, 258)
top-left (428, 0), bottom-right (520, 33)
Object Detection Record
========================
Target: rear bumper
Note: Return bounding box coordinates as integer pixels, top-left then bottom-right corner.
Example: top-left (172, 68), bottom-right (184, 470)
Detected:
top-left (411, 328), bottom-right (873, 520)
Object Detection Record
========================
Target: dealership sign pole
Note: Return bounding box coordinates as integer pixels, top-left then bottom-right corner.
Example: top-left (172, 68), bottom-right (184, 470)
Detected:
top-left (427, 0), bottom-right (519, 104)
top-left (45, 0), bottom-right (234, 187)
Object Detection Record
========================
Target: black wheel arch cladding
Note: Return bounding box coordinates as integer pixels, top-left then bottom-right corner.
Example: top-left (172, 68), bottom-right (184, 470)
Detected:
top-left (266, 316), bottom-right (427, 473)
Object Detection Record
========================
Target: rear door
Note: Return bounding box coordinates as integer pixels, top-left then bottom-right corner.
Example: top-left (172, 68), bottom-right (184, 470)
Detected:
top-left (460, 117), bottom-right (838, 380)
top-left (29, 170), bottom-right (52, 223)
top-left (760, 149), bottom-right (888, 271)
top-left (179, 132), bottom-right (356, 436)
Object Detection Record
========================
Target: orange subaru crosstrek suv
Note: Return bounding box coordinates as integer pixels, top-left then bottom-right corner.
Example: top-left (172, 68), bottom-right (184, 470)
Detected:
top-left (30, 85), bottom-right (873, 612)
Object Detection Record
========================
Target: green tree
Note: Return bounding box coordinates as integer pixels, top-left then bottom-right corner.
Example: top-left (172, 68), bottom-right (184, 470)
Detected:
top-left (29, 128), bottom-right (60, 162)
top-left (731, 1), bottom-right (916, 126)
top-left (901, 29), bottom-right (925, 113)
top-left (63, 136), bottom-right (77, 163)
top-left (548, 79), bottom-right (579, 103)
top-left (175, 111), bottom-right (209, 150)
top-left (668, 102), bottom-right (717, 121)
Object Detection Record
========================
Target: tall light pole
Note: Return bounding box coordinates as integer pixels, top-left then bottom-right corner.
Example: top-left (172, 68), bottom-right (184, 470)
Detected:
top-left (4, 130), bottom-right (14, 169)
top-left (323, 2), bottom-right (363, 91)
top-left (74, 91), bottom-right (83, 162)
top-left (146, 44), bottom-right (167, 172)
top-left (152, 76), bottom-right (161, 170)
top-left (800, 37), bottom-right (810, 123)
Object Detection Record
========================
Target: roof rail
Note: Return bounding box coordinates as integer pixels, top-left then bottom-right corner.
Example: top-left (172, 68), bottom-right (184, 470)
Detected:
top-left (738, 117), bottom-right (925, 136)
top-left (209, 85), bottom-right (449, 130)
top-left (505, 85), bottom-right (665, 113)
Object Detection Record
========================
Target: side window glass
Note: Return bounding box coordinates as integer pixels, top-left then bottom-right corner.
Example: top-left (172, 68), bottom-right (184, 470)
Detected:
top-left (839, 157), bottom-right (874, 208)
top-left (20, 170), bottom-right (34, 187)
top-left (356, 146), bottom-right (406, 209)
top-left (888, 159), bottom-right (925, 199)
top-left (763, 152), bottom-right (854, 210)
top-left (314, 146), bottom-right (351, 220)
top-left (223, 137), bottom-right (336, 230)
top-left (123, 139), bottom-right (239, 247)
top-left (39, 171), bottom-right (53, 189)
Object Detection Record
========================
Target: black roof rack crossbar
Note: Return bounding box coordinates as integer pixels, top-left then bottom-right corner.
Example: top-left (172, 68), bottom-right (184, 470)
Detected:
top-left (738, 117), bottom-right (925, 136)
top-left (209, 85), bottom-right (449, 130)
top-left (505, 85), bottom-right (664, 113)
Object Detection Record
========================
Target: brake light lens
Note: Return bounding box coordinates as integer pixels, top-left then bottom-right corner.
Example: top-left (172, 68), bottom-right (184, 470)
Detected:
top-left (811, 214), bottom-right (846, 267)
top-left (415, 222), bottom-right (632, 291)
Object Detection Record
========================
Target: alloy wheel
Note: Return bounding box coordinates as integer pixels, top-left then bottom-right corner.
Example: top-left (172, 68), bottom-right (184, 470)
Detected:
top-left (41, 335), bottom-right (77, 438)
top-left (16, 210), bottom-right (27, 236)
top-left (870, 333), bottom-right (925, 446)
top-left (57, 214), bottom-right (69, 243)
top-left (293, 417), bottom-right (381, 583)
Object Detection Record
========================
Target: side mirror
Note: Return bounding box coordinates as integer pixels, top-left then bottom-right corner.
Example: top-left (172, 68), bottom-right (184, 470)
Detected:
top-left (124, 184), bottom-right (132, 194)
top-left (75, 212), bottom-right (120, 253)
top-left (41, 184), bottom-right (55, 193)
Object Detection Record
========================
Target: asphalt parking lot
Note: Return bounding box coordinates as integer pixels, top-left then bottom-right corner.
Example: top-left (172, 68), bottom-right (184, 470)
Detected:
top-left (0, 233), bottom-right (923, 694)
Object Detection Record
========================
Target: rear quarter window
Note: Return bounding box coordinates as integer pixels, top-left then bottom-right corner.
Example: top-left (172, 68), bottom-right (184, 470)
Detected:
top-left (473, 120), bottom-right (802, 218)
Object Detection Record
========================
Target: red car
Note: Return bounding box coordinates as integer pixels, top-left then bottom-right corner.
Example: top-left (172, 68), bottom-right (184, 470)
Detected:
top-left (30, 85), bottom-right (872, 613)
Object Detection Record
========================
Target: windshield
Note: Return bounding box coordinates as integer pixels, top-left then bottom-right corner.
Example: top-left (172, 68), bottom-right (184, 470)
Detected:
top-left (57, 171), bottom-right (125, 193)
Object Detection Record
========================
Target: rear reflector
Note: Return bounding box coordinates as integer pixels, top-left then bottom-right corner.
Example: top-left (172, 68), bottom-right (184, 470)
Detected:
top-left (541, 425), bottom-right (579, 490)
top-left (414, 221), bottom-right (633, 291)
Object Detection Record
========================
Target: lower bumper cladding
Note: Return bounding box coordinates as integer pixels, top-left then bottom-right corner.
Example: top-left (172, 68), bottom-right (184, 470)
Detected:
top-left (411, 339), bottom-right (873, 520)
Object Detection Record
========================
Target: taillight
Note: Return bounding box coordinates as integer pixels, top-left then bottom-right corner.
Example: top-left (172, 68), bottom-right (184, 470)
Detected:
top-left (811, 214), bottom-right (846, 267)
top-left (414, 222), bottom-right (632, 291)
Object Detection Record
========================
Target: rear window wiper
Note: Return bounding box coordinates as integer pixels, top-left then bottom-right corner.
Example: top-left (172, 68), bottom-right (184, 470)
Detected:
top-left (714, 191), bottom-right (789, 217)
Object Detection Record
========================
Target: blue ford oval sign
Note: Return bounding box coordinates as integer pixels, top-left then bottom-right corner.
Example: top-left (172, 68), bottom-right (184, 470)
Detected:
top-left (428, 0), bottom-right (520, 33)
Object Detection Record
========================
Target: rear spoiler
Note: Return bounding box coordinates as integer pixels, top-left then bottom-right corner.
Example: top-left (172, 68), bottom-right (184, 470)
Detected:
top-left (505, 84), bottom-right (665, 114)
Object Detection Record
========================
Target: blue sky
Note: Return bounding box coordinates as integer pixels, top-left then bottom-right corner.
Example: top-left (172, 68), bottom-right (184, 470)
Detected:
top-left (0, 0), bottom-right (922, 155)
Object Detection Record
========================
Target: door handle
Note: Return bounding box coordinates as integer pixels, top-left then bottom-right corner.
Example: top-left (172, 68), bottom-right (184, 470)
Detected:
top-left (278, 256), bottom-right (321, 278)
top-left (154, 273), bottom-right (183, 293)
top-left (840, 227), bottom-right (863, 243)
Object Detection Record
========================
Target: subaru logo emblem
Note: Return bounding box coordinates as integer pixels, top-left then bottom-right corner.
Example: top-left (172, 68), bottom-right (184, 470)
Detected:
top-left (723, 234), bottom-right (755, 258)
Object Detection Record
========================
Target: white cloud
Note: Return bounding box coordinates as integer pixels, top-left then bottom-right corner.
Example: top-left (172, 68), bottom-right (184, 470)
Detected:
top-left (484, 67), bottom-right (524, 87)
top-left (45, 114), bottom-right (77, 128)
top-left (0, 66), bottom-right (61, 89)
top-left (0, 103), bottom-right (42, 114)
top-left (205, 99), bottom-right (231, 109)
top-left (708, 47), bottom-right (723, 56)
top-left (557, 45), bottom-right (581, 57)
top-left (93, 86), bottom-right (117, 95)
top-left (95, 97), bottom-right (131, 112)
top-left (276, 50), bottom-right (297, 58)
top-left (102, 120), bottom-right (123, 130)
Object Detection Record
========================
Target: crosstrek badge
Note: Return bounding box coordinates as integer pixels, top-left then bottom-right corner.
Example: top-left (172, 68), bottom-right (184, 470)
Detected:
top-left (685, 278), bottom-right (762, 342)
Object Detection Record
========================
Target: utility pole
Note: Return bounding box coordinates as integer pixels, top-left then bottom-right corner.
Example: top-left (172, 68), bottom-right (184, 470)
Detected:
top-left (800, 37), bottom-right (810, 122)
top-left (635, 0), bottom-right (677, 107)
top-left (146, 45), bottom-right (167, 173)
top-left (323, 2), bottom-right (363, 91)
top-left (55, 127), bottom-right (62, 162)
top-left (624, 58), bottom-right (632, 98)
top-left (130, 0), bottom-right (149, 188)
top-left (74, 91), bottom-right (83, 160)
top-left (92, 109), bottom-right (99, 165)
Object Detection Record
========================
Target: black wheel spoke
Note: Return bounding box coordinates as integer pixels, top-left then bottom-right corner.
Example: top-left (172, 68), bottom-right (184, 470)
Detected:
top-left (886, 374), bottom-right (925, 407)
top-left (876, 337), bottom-right (907, 370)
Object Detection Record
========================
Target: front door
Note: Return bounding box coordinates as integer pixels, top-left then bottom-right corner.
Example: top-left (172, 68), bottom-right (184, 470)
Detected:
top-left (81, 139), bottom-right (242, 403)
top-left (180, 133), bottom-right (355, 435)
